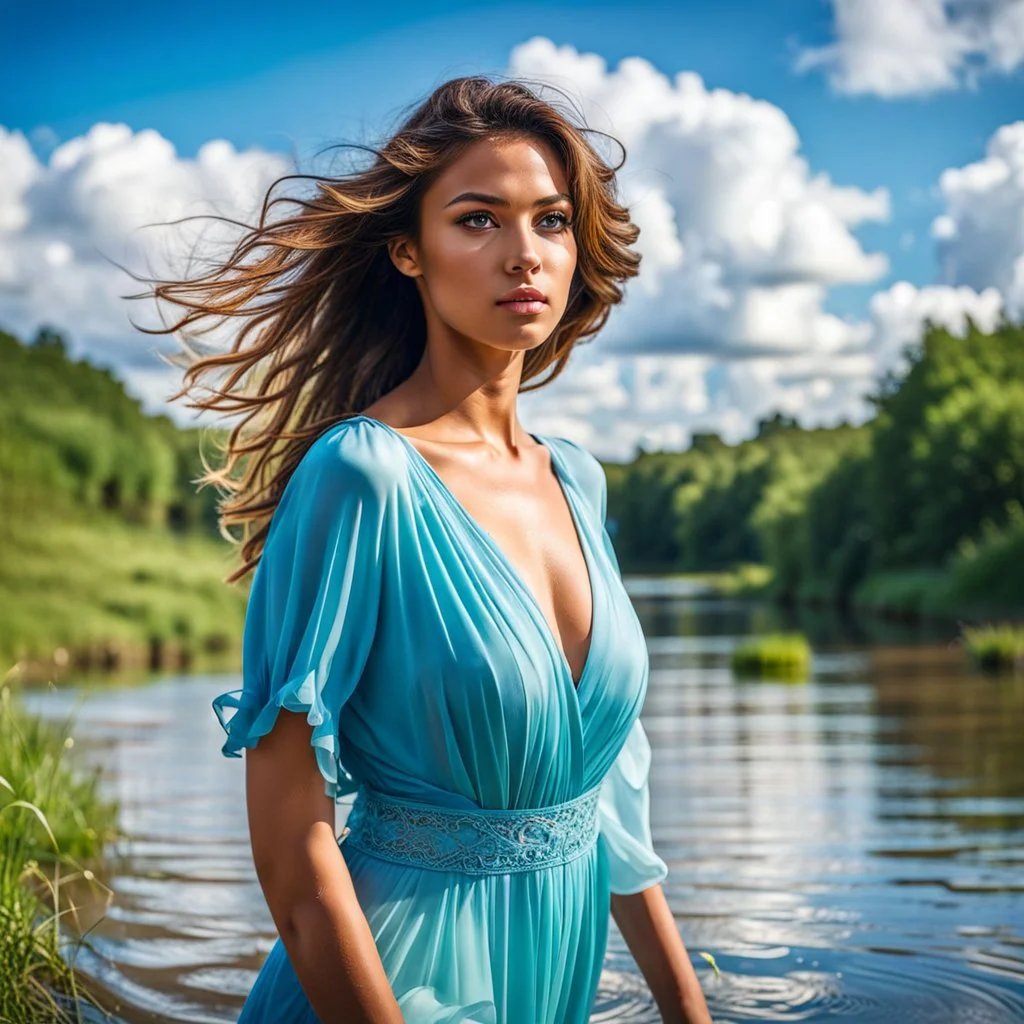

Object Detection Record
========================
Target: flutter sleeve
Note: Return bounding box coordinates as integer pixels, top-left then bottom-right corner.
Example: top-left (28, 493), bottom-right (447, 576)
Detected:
top-left (584, 445), bottom-right (669, 894)
top-left (211, 428), bottom-right (387, 801)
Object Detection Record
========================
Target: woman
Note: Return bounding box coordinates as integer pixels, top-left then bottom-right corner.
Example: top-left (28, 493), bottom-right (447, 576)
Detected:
top-left (147, 76), bottom-right (712, 1023)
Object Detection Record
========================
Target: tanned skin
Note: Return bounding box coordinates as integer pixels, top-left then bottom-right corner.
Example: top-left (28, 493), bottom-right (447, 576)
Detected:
top-left (246, 133), bottom-right (712, 1023)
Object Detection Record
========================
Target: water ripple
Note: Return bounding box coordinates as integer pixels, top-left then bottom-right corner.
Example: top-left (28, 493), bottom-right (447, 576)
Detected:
top-left (20, 602), bottom-right (1024, 1023)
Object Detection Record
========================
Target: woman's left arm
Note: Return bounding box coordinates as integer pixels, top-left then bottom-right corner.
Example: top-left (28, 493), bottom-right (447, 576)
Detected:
top-left (610, 884), bottom-right (712, 1024)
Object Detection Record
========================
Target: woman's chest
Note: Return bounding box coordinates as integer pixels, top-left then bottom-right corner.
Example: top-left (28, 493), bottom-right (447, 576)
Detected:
top-left (359, 508), bottom-right (650, 756)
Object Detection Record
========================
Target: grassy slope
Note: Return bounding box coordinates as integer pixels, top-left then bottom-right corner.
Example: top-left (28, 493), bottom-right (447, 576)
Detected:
top-left (0, 327), bottom-right (247, 675)
top-left (1, 508), bottom-right (246, 671)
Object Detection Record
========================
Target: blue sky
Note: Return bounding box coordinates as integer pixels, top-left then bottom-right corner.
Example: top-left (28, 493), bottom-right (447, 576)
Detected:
top-left (2, 0), bottom-right (1022, 455)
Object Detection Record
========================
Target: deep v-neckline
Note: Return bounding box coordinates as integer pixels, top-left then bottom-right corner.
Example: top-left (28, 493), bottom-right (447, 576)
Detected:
top-left (352, 414), bottom-right (598, 693)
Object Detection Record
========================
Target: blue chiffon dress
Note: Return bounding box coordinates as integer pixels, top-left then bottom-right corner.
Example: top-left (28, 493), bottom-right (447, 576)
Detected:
top-left (212, 414), bottom-right (668, 1024)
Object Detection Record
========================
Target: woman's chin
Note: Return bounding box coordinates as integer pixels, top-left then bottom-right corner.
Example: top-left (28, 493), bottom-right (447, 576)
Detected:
top-left (487, 320), bottom-right (557, 349)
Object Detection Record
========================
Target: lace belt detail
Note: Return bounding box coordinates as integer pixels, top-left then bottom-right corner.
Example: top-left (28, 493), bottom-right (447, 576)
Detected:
top-left (340, 785), bottom-right (602, 875)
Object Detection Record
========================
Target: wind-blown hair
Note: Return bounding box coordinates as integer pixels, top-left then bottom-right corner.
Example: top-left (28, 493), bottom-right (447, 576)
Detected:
top-left (130, 75), bottom-right (641, 583)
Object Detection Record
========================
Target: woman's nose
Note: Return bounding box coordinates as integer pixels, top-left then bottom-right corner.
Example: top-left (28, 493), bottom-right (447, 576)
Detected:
top-left (504, 226), bottom-right (541, 274)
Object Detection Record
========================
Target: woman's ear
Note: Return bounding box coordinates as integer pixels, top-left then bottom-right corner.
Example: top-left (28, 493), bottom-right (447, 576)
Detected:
top-left (388, 236), bottom-right (423, 279)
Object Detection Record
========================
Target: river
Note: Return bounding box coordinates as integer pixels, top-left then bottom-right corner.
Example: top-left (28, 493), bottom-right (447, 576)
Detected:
top-left (21, 581), bottom-right (1024, 1023)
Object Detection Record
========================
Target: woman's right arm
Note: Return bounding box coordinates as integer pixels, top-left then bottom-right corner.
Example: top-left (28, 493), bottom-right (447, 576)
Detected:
top-left (246, 708), bottom-right (404, 1024)
top-left (212, 425), bottom-right (403, 1018)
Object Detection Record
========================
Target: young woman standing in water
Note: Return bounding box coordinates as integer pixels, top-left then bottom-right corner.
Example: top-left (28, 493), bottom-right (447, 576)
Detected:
top-left (143, 76), bottom-right (712, 1024)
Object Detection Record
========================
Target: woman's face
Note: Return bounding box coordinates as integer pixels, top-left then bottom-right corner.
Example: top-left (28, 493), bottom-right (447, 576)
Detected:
top-left (390, 134), bottom-right (578, 355)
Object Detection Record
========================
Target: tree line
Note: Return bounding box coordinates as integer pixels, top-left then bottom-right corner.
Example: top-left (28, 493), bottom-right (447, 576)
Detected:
top-left (606, 318), bottom-right (1024, 618)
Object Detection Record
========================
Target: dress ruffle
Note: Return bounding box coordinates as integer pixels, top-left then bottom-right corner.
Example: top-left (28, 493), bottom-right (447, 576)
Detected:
top-left (212, 668), bottom-right (357, 799)
top-left (211, 417), bottom-right (389, 802)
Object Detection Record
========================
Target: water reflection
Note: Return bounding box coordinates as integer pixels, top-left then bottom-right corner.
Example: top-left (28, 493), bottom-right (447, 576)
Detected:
top-left (22, 584), bottom-right (1024, 1022)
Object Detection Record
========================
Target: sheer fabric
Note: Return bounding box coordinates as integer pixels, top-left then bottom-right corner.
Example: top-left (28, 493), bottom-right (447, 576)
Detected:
top-left (213, 415), bottom-right (668, 1023)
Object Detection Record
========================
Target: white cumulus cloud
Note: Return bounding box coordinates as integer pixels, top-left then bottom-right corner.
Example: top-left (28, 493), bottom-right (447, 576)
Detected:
top-left (0, 122), bottom-right (290, 405)
top-left (794, 0), bottom-right (1024, 98)
top-left (932, 120), bottom-right (1024, 317)
top-left (510, 37), bottom-right (890, 361)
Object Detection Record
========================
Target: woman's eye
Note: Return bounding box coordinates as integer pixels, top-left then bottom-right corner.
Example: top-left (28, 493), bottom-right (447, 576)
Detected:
top-left (458, 212), bottom-right (495, 229)
top-left (456, 210), bottom-right (573, 231)
top-left (540, 211), bottom-right (572, 230)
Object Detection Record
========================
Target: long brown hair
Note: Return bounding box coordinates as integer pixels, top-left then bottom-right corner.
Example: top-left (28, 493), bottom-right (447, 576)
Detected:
top-left (128, 75), bottom-right (641, 583)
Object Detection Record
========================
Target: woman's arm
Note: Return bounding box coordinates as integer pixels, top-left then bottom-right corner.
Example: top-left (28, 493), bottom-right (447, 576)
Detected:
top-left (610, 884), bottom-right (712, 1024)
top-left (246, 709), bottom-right (404, 1024)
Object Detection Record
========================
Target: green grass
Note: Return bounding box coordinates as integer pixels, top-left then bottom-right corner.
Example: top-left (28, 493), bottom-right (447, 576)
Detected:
top-left (960, 623), bottom-right (1024, 673)
top-left (0, 506), bottom-right (246, 674)
top-left (0, 682), bottom-right (124, 1022)
top-left (731, 632), bottom-right (812, 682)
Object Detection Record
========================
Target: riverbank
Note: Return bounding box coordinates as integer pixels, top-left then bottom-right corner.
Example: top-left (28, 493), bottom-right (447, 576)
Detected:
top-left (678, 563), bottom-right (1024, 626)
top-left (1, 507), bottom-right (247, 685)
top-left (0, 683), bottom-right (124, 1022)
top-left (9, 554), bottom-right (1022, 691)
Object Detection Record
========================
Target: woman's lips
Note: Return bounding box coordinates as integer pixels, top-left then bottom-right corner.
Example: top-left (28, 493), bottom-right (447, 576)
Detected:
top-left (496, 299), bottom-right (546, 314)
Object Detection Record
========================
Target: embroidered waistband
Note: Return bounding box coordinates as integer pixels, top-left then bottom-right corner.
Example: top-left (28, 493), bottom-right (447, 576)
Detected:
top-left (340, 785), bottom-right (602, 875)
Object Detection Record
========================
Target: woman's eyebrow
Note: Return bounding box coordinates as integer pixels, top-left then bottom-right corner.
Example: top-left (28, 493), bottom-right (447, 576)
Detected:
top-left (443, 191), bottom-right (573, 208)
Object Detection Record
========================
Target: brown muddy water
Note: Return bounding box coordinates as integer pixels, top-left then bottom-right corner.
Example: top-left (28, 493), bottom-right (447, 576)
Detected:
top-left (21, 582), bottom-right (1024, 1023)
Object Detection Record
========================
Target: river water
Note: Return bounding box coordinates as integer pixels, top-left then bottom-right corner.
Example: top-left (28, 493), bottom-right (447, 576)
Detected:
top-left (22, 582), bottom-right (1024, 1023)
